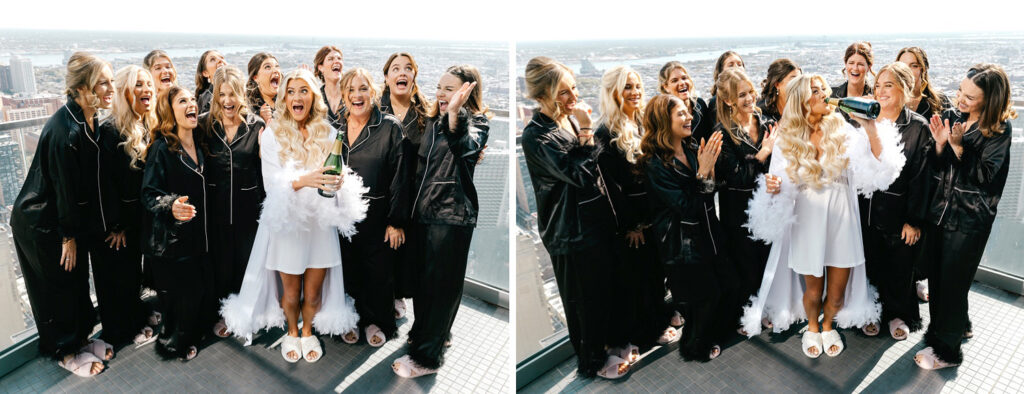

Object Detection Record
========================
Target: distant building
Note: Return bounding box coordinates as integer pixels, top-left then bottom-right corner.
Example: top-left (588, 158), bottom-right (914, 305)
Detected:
top-left (2, 94), bottom-right (62, 122)
top-left (4, 107), bottom-right (48, 122)
top-left (580, 58), bottom-right (601, 77)
top-left (1004, 137), bottom-right (1024, 222)
top-left (0, 65), bottom-right (12, 93)
top-left (0, 134), bottom-right (26, 207)
top-left (9, 56), bottom-right (36, 95)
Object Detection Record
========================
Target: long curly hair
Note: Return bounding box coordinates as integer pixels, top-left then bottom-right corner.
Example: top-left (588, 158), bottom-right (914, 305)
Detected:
top-left (206, 66), bottom-right (250, 131)
top-left (148, 86), bottom-right (206, 156)
top-left (639, 94), bottom-right (688, 171)
top-left (598, 66), bottom-right (644, 164)
top-left (109, 65), bottom-right (155, 169)
top-left (271, 69), bottom-right (332, 169)
top-left (777, 74), bottom-right (848, 189)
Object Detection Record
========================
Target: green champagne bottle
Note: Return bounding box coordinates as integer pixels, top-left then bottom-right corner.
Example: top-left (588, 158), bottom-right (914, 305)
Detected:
top-left (826, 97), bottom-right (880, 119)
top-left (318, 133), bottom-right (344, 198)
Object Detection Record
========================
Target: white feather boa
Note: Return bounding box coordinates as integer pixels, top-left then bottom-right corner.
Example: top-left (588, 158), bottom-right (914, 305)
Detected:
top-left (259, 161), bottom-right (369, 238)
top-left (843, 120), bottom-right (906, 197)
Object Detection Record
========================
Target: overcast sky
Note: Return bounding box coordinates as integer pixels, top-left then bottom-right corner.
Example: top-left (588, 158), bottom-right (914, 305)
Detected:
top-left (4, 0), bottom-right (1021, 41)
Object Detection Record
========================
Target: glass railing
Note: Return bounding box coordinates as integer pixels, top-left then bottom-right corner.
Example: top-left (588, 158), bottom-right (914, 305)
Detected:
top-left (467, 111), bottom-right (511, 292)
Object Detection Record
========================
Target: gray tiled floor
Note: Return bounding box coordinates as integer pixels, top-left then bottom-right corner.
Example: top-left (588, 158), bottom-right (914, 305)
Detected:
top-left (1, 295), bottom-right (509, 393)
top-left (521, 281), bottom-right (1024, 394)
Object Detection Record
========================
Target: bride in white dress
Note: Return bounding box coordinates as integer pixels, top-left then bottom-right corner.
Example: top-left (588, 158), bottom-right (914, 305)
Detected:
top-left (741, 74), bottom-right (904, 358)
top-left (221, 69), bottom-right (367, 363)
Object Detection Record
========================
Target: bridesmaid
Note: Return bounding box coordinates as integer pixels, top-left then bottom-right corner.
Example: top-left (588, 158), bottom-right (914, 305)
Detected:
top-left (659, 61), bottom-right (714, 174)
top-left (896, 46), bottom-right (950, 302)
top-left (142, 86), bottom-right (212, 361)
top-left (521, 57), bottom-right (628, 379)
top-left (640, 94), bottom-right (729, 361)
top-left (337, 68), bottom-right (411, 348)
top-left (144, 50), bottom-right (178, 97)
top-left (11, 52), bottom-right (114, 377)
top-left (704, 51), bottom-right (745, 142)
top-left (313, 45), bottom-right (345, 129)
top-left (199, 66), bottom-right (266, 338)
top-left (393, 65), bottom-right (489, 378)
top-left (95, 65), bottom-right (159, 347)
top-left (194, 50), bottom-right (226, 115)
top-left (246, 52), bottom-right (281, 125)
top-left (916, 64), bottom-right (1016, 370)
top-left (757, 59), bottom-right (801, 123)
top-left (858, 62), bottom-right (931, 340)
top-left (832, 42), bottom-right (874, 99)
top-left (594, 66), bottom-right (676, 361)
top-left (711, 68), bottom-right (775, 324)
top-left (380, 52), bottom-right (432, 318)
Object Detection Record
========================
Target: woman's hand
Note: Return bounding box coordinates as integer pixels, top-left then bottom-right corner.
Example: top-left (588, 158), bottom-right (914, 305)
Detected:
top-left (476, 145), bottom-right (488, 164)
top-left (172, 196), bottom-right (197, 222)
top-left (948, 121), bottom-right (966, 158)
top-left (765, 174), bottom-right (782, 195)
top-left (572, 102), bottom-right (594, 146)
top-left (260, 103), bottom-right (274, 124)
top-left (60, 237), bottom-right (77, 272)
top-left (625, 229), bottom-right (645, 249)
top-left (901, 223), bottom-right (922, 246)
top-left (851, 115), bottom-right (877, 134)
top-left (384, 226), bottom-right (405, 250)
top-left (697, 130), bottom-right (723, 178)
top-left (447, 81), bottom-right (478, 129)
top-left (105, 231), bottom-right (127, 250)
top-left (756, 124), bottom-right (777, 162)
top-left (928, 114), bottom-right (953, 154)
top-left (293, 166), bottom-right (342, 192)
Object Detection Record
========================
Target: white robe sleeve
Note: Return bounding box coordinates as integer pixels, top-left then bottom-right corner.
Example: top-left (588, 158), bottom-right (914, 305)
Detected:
top-left (257, 127), bottom-right (369, 235)
top-left (843, 121), bottom-right (905, 198)
top-left (744, 151), bottom-right (798, 244)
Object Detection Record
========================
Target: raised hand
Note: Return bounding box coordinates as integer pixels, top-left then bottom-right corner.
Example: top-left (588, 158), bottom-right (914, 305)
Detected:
top-left (757, 124), bottom-right (777, 162)
top-left (447, 81), bottom-right (477, 117)
top-left (697, 131), bottom-right (723, 177)
top-left (928, 114), bottom-right (950, 152)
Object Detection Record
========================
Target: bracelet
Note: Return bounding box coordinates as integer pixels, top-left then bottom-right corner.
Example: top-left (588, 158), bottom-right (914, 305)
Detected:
top-left (579, 127), bottom-right (593, 131)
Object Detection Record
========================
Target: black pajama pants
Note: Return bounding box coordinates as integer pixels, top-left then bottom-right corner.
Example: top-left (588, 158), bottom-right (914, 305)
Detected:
top-left (610, 229), bottom-right (671, 351)
top-left (863, 229), bottom-right (924, 333)
top-left (89, 232), bottom-right (149, 345)
top-left (924, 227), bottom-right (991, 364)
top-left (340, 207), bottom-right (398, 339)
top-left (407, 224), bottom-right (473, 369)
top-left (551, 242), bottom-right (617, 377)
top-left (150, 254), bottom-right (214, 359)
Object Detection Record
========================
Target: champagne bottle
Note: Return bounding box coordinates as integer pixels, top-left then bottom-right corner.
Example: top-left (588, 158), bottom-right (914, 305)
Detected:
top-left (826, 97), bottom-right (880, 119)
top-left (318, 133), bottom-right (344, 198)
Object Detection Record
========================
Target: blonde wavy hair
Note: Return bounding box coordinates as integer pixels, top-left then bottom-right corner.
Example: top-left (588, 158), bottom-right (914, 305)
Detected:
top-left (207, 66), bottom-right (250, 128)
top-left (777, 74), bottom-right (848, 189)
top-left (271, 69), bottom-right (332, 169)
top-left (110, 65), bottom-right (156, 169)
top-left (65, 52), bottom-right (111, 110)
top-left (598, 66), bottom-right (644, 164)
top-left (524, 56), bottom-right (575, 120)
top-left (714, 68), bottom-right (759, 145)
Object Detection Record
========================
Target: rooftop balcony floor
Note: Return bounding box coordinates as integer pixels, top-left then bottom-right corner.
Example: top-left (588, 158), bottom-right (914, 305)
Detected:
top-left (2, 295), bottom-right (509, 393)
top-left (522, 281), bottom-right (1024, 393)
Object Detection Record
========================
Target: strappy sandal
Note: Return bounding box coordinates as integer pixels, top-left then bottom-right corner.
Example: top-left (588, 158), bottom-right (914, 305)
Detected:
top-left (916, 280), bottom-right (929, 302)
top-left (213, 319), bottom-right (231, 338)
top-left (281, 335), bottom-right (301, 363)
top-left (133, 326), bottom-right (157, 347)
top-left (392, 355), bottom-right (438, 378)
top-left (148, 311), bottom-right (162, 326)
top-left (609, 344), bottom-right (639, 364)
top-left (670, 311), bottom-right (684, 328)
top-left (657, 326), bottom-right (679, 345)
top-left (914, 346), bottom-right (959, 370)
top-left (889, 318), bottom-right (909, 341)
top-left (861, 322), bottom-right (880, 337)
top-left (596, 355), bottom-right (629, 379)
top-left (58, 351), bottom-right (104, 377)
top-left (342, 329), bottom-right (360, 345)
top-left (709, 345), bottom-right (722, 360)
top-left (802, 331), bottom-right (823, 359)
top-left (822, 330), bottom-right (844, 357)
top-left (394, 299), bottom-right (408, 319)
top-left (181, 346), bottom-right (198, 362)
top-left (300, 335), bottom-right (322, 363)
top-left (366, 324), bottom-right (387, 347)
top-left (80, 339), bottom-right (114, 361)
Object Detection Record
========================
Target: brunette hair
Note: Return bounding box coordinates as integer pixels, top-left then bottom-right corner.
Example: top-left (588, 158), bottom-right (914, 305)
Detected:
top-left (639, 94), bottom-right (688, 170)
top-left (658, 61), bottom-right (697, 113)
top-left (524, 56), bottom-right (575, 120)
top-left (246, 52), bottom-right (277, 109)
top-left (194, 50), bottom-right (222, 98)
top-left (711, 51), bottom-right (744, 96)
top-left (313, 46), bottom-right (343, 82)
top-left (148, 86), bottom-right (192, 155)
top-left (896, 47), bottom-right (944, 114)
top-left (843, 42), bottom-right (875, 79)
top-left (431, 64), bottom-right (491, 119)
top-left (760, 59), bottom-right (800, 116)
top-left (143, 50), bottom-right (177, 85)
top-left (964, 63), bottom-right (1018, 137)
top-left (383, 52), bottom-right (431, 130)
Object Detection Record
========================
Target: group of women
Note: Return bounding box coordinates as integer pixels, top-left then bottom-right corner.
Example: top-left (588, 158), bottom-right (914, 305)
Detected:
top-left (521, 43), bottom-right (1015, 378)
top-left (11, 46), bottom-right (491, 379)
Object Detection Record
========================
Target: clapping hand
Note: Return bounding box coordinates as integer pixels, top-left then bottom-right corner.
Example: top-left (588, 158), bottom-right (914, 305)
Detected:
top-left (697, 130), bottom-right (723, 178)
